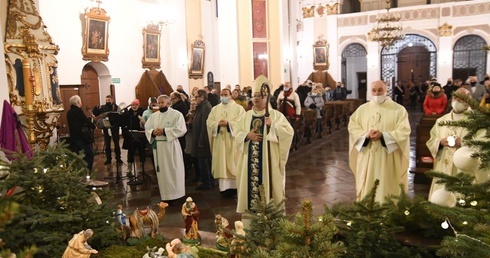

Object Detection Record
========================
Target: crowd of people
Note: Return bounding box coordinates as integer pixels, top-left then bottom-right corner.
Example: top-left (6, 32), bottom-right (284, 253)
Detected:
top-left (66, 74), bottom-right (489, 216)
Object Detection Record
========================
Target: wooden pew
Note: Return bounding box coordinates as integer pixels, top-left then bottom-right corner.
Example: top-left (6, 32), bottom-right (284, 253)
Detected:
top-left (411, 114), bottom-right (441, 175)
top-left (322, 102), bottom-right (335, 135)
top-left (301, 109), bottom-right (316, 144)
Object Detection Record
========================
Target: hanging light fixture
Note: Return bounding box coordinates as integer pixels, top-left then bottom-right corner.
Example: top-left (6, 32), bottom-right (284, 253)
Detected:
top-left (369, 0), bottom-right (404, 47)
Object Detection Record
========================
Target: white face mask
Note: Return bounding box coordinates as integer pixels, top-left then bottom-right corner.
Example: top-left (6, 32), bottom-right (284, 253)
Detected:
top-left (451, 101), bottom-right (467, 113)
top-left (372, 95), bottom-right (387, 104)
top-left (283, 87), bottom-right (290, 91)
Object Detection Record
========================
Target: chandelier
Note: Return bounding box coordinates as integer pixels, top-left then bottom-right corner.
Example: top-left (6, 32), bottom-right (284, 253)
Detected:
top-left (369, 0), bottom-right (404, 47)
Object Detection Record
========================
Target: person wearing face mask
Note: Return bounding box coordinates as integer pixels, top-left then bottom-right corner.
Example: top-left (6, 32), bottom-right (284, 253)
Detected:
top-left (92, 95), bottom-right (123, 165)
top-left (426, 87), bottom-right (484, 203)
top-left (423, 84), bottom-right (447, 115)
top-left (304, 86), bottom-right (325, 136)
top-left (277, 82), bottom-right (301, 122)
top-left (348, 80), bottom-right (411, 203)
top-left (468, 76), bottom-right (485, 103)
top-left (206, 88), bottom-right (246, 198)
top-left (192, 89), bottom-right (214, 190)
top-left (145, 94), bottom-right (187, 205)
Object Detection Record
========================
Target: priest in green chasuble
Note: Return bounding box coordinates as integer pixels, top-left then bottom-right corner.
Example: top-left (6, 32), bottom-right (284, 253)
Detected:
top-left (206, 88), bottom-right (246, 194)
top-left (145, 95), bottom-right (187, 202)
top-left (348, 80), bottom-right (411, 203)
top-left (234, 76), bottom-right (294, 213)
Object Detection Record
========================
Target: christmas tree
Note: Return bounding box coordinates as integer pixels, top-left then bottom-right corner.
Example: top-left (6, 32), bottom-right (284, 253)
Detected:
top-left (328, 180), bottom-right (430, 257)
top-left (234, 187), bottom-right (285, 257)
top-left (0, 144), bottom-right (119, 257)
top-left (275, 200), bottom-right (345, 258)
top-left (423, 92), bottom-right (490, 257)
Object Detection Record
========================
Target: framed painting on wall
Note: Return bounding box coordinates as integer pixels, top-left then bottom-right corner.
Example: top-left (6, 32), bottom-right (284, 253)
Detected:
top-left (313, 39), bottom-right (329, 71)
top-left (189, 39), bottom-right (205, 79)
top-left (82, 8), bottom-right (110, 62)
top-left (142, 24), bottom-right (161, 69)
top-left (253, 42), bottom-right (268, 79)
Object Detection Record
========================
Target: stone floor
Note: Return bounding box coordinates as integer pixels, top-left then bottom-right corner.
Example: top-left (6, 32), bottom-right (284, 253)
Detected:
top-left (91, 106), bottom-right (430, 246)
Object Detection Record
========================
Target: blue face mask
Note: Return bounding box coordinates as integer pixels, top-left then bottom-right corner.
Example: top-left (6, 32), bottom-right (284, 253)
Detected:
top-left (220, 97), bottom-right (230, 104)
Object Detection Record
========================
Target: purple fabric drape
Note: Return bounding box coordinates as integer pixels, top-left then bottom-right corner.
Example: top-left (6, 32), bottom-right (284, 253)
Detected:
top-left (0, 100), bottom-right (33, 160)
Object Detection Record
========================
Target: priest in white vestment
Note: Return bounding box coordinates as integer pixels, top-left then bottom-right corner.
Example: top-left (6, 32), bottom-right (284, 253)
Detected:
top-left (348, 80), bottom-right (411, 203)
top-left (234, 76), bottom-right (294, 213)
top-left (427, 87), bottom-right (487, 201)
top-left (145, 95), bottom-right (187, 202)
top-left (206, 88), bottom-right (246, 194)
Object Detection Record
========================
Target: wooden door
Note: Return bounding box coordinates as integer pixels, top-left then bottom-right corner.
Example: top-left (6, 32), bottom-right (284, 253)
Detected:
top-left (397, 46), bottom-right (430, 105)
top-left (357, 72), bottom-right (367, 101)
top-left (58, 86), bottom-right (80, 137)
top-left (80, 65), bottom-right (101, 117)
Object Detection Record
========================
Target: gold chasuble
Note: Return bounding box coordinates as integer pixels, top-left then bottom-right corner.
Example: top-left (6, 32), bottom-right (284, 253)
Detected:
top-left (348, 99), bottom-right (410, 203)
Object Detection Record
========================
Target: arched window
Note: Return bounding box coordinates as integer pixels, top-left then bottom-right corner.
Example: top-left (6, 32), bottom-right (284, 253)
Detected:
top-left (452, 35), bottom-right (487, 82)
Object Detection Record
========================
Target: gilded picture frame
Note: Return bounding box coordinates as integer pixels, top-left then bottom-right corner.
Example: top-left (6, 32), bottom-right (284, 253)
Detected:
top-left (82, 8), bottom-right (110, 62)
top-left (142, 24), bottom-right (161, 69)
top-left (313, 39), bottom-right (329, 71)
top-left (189, 39), bottom-right (205, 79)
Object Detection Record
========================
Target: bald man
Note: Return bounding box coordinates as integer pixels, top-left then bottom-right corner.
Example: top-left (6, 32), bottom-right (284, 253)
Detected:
top-left (426, 87), bottom-right (485, 202)
top-left (348, 80), bottom-right (411, 203)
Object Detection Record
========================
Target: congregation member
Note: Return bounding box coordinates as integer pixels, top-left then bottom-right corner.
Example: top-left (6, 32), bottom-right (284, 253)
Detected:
top-left (443, 78), bottom-right (457, 103)
top-left (423, 83), bottom-right (447, 115)
top-left (170, 91), bottom-right (190, 162)
top-left (277, 82), bottom-right (301, 122)
top-left (393, 81), bottom-right (405, 105)
top-left (145, 95), bottom-right (187, 204)
top-left (206, 88), bottom-right (246, 198)
top-left (231, 89), bottom-right (248, 110)
top-left (121, 99), bottom-right (145, 175)
top-left (185, 99), bottom-right (200, 182)
top-left (204, 86), bottom-right (220, 107)
top-left (468, 76), bottom-right (485, 103)
top-left (409, 83), bottom-right (421, 110)
top-left (192, 89), bottom-right (214, 190)
top-left (295, 80), bottom-right (312, 108)
top-left (304, 86), bottom-right (325, 136)
top-left (348, 80), bottom-right (410, 203)
top-left (480, 79), bottom-right (490, 108)
top-left (176, 84), bottom-right (190, 108)
top-left (67, 95), bottom-right (96, 171)
top-left (332, 82), bottom-right (348, 101)
top-left (141, 97), bottom-right (158, 123)
top-left (234, 75), bottom-right (294, 214)
top-left (92, 95), bottom-right (122, 165)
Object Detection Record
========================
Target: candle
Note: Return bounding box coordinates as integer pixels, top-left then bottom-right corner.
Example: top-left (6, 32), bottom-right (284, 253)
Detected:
top-left (22, 58), bottom-right (33, 106)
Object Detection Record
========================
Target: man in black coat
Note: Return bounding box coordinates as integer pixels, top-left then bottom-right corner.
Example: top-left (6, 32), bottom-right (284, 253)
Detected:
top-left (121, 99), bottom-right (145, 174)
top-left (296, 80), bottom-right (312, 107)
top-left (67, 95), bottom-right (96, 171)
top-left (92, 94), bottom-right (122, 164)
top-left (192, 89), bottom-right (213, 190)
top-left (171, 91), bottom-right (190, 170)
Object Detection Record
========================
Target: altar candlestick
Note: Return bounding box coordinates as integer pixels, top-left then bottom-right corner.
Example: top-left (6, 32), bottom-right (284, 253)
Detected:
top-left (22, 58), bottom-right (33, 106)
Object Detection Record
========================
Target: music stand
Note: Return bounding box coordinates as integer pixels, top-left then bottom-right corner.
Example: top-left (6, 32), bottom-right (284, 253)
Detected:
top-left (127, 130), bottom-right (150, 185)
top-left (103, 112), bottom-right (128, 184)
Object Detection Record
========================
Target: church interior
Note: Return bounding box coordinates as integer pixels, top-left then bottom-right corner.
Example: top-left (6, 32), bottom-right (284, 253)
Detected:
top-left (0, 0), bottom-right (489, 256)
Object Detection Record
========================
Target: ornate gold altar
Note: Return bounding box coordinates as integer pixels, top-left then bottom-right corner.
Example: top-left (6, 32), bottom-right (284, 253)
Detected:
top-left (4, 0), bottom-right (62, 150)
